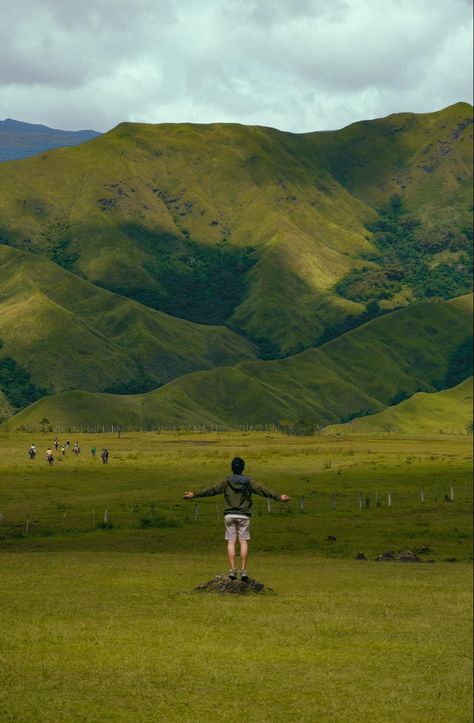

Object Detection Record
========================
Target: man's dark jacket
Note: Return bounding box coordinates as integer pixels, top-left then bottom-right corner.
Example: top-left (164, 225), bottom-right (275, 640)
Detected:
top-left (193, 474), bottom-right (282, 517)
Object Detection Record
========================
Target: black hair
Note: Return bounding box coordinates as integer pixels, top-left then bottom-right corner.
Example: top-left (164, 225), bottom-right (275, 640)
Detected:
top-left (231, 457), bottom-right (245, 474)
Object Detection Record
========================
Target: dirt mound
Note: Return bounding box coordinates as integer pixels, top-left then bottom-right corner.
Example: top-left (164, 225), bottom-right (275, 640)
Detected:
top-left (376, 550), bottom-right (430, 562)
top-left (195, 574), bottom-right (272, 594)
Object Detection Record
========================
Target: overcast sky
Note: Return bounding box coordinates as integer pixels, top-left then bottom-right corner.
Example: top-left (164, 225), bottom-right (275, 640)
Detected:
top-left (0, 0), bottom-right (472, 133)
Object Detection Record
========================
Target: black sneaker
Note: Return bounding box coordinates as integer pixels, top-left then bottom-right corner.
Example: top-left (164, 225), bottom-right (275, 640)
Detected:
top-left (240, 570), bottom-right (250, 583)
top-left (228, 569), bottom-right (237, 580)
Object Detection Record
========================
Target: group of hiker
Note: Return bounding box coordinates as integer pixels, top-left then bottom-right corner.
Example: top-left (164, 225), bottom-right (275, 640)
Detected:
top-left (28, 439), bottom-right (109, 465)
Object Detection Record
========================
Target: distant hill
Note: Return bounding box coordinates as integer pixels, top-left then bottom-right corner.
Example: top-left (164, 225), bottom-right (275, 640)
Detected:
top-left (0, 245), bottom-right (256, 411)
top-left (6, 294), bottom-right (472, 431)
top-left (0, 118), bottom-right (101, 161)
top-left (323, 377), bottom-right (473, 435)
top-left (0, 103), bottom-right (471, 358)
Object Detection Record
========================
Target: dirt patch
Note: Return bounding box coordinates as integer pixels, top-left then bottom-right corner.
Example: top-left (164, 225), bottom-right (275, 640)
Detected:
top-left (195, 574), bottom-right (273, 594)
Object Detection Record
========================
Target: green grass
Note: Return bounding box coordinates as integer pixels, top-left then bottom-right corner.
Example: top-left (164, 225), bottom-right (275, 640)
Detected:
top-left (0, 431), bottom-right (472, 720)
top-left (0, 552), bottom-right (471, 722)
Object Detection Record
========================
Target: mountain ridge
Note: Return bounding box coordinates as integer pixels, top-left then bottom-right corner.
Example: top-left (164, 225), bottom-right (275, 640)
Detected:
top-left (0, 118), bottom-right (101, 162)
top-left (5, 293), bottom-right (472, 431)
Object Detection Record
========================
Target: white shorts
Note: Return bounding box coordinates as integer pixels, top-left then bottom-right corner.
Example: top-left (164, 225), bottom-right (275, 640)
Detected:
top-left (224, 515), bottom-right (251, 541)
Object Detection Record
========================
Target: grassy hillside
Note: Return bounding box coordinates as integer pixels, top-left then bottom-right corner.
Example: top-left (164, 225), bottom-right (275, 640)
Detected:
top-left (7, 294), bottom-right (472, 430)
top-left (0, 103), bottom-right (471, 355)
top-left (0, 245), bottom-right (256, 406)
top-left (324, 377), bottom-right (473, 435)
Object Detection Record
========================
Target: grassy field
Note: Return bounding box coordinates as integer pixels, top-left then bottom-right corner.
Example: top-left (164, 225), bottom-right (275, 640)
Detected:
top-left (0, 430), bottom-right (472, 721)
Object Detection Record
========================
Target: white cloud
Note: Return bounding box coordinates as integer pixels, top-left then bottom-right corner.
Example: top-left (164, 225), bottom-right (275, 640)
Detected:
top-left (0, 0), bottom-right (472, 132)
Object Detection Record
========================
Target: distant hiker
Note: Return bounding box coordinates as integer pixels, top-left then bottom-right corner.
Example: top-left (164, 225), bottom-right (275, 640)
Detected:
top-left (100, 448), bottom-right (109, 464)
top-left (28, 444), bottom-right (36, 460)
top-left (183, 457), bottom-right (290, 582)
top-left (73, 442), bottom-right (80, 455)
top-left (53, 436), bottom-right (59, 450)
top-left (91, 445), bottom-right (97, 457)
top-left (61, 445), bottom-right (66, 456)
top-left (46, 448), bottom-right (54, 465)
top-left (65, 440), bottom-right (70, 450)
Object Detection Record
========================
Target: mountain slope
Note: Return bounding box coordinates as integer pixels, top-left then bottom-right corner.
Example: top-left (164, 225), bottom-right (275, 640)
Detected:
top-left (7, 294), bottom-right (472, 430)
top-left (0, 245), bottom-right (256, 405)
top-left (0, 104), bottom-right (471, 355)
top-left (0, 118), bottom-right (101, 162)
top-left (322, 377), bottom-right (473, 435)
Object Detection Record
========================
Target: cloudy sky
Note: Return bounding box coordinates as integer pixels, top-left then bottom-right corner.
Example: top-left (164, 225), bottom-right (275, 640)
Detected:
top-left (0, 0), bottom-right (472, 133)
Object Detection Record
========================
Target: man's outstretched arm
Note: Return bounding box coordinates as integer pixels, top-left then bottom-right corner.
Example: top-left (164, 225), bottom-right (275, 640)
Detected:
top-left (183, 480), bottom-right (227, 499)
top-left (249, 479), bottom-right (290, 502)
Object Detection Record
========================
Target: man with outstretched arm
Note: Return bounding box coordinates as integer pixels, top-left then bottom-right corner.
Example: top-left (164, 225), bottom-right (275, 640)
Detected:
top-left (183, 456), bottom-right (290, 582)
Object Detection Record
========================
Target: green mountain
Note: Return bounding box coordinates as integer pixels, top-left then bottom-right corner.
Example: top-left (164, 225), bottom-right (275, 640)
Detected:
top-left (323, 377), bottom-right (473, 436)
top-left (0, 245), bottom-right (256, 408)
top-left (7, 294), bottom-right (472, 431)
top-left (0, 103), bottom-right (471, 357)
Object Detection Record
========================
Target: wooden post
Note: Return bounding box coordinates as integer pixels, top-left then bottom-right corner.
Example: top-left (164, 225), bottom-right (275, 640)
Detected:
top-left (420, 487), bottom-right (425, 503)
top-left (104, 509), bottom-right (109, 525)
top-left (267, 499), bottom-right (272, 513)
top-left (62, 510), bottom-right (67, 530)
top-left (450, 485), bottom-right (455, 502)
top-left (358, 493), bottom-right (363, 509)
top-left (299, 496), bottom-right (305, 513)
top-left (194, 504), bottom-right (200, 524)
top-left (375, 491), bottom-right (379, 507)
top-left (387, 492), bottom-right (392, 507)
top-left (25, 513), bottom-right (30, 533)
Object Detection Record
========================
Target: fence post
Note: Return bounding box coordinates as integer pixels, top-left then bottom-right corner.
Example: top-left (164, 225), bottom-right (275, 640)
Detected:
top-left (25, 513), bottom-right (30, 533)
top-left (450, 485), bottom-right (455, 502)
top-left (267, 499), bottom-right (272, 513)
top-left (358, 493), bottom-right (363, 509)
top-left (387, 492), bottom-right (392, 507)
top-left (62, 510), bottom-right (67, 530)
top-left (420, 487), bottom-right (425, 503)
top-left (194, 504), bottom-right (200, 524)
top-left (104, 509), bottom-right (109, 525)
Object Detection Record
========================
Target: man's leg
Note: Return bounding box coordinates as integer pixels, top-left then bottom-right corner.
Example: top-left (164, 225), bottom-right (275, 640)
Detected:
top-left (227, 539), bottom-right (236, 570)
top-left (239, 539), bottom-right (249, 571)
